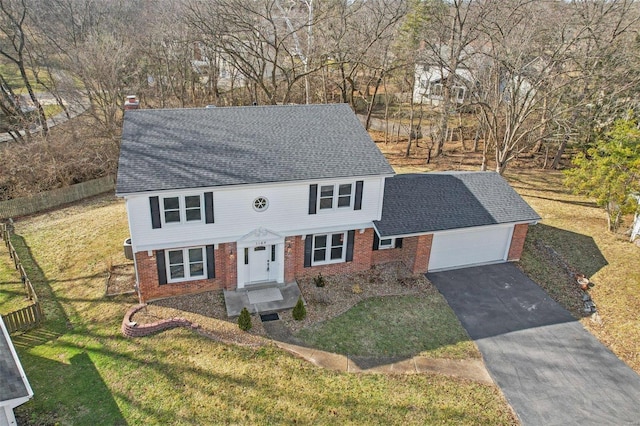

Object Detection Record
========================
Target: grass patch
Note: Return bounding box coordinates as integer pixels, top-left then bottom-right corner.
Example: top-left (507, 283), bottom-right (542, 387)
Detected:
top-left (0, 244), bottom-right (32, 313)
top-left (0, 61), bottom-right (52, 94)
top-left (296, 295), bottom-right (478, 359)
top-left (6, 195), bottom-right (516, 425)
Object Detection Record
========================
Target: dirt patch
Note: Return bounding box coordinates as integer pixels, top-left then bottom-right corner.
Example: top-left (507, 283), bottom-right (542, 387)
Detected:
top-left (105, 264), bottom-right (136, 296)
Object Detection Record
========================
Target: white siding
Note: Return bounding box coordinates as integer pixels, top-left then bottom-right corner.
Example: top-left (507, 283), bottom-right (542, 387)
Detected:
top-left (124, 176), bottom-right (386, 252)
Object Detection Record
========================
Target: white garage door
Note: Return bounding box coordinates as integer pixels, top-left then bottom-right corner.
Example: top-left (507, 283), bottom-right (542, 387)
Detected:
top-left (428, 225), bottom-right (514, 271)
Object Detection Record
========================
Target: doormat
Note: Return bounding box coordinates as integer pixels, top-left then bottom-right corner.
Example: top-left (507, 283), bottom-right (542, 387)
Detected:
top-left (260, 313), bottom-right (279, 322)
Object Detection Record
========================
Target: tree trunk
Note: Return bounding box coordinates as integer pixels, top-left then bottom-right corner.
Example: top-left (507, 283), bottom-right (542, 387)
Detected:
top-left (364, 75), bottom-right (382, 130)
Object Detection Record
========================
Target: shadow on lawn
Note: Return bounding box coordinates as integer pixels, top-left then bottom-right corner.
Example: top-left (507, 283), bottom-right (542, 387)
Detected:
top-left (15, 351), bottom-right (126, 425)
top-left (529, 224), bottom-right (608, 278)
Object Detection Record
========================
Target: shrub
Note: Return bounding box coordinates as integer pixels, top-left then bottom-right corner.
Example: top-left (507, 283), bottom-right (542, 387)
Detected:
top-left (292, 297), bottom-right (306, 321)
top-left (238, 307), bottom-right (252, 331)
top-left (313, 273), bottom-right (325, 287)
top-left (352, 283), bottom-right (362, 294)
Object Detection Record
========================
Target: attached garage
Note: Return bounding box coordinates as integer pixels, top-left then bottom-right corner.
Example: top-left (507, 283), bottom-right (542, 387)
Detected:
top-left (373, 172), bottom-right (541, 274)
top-left (428, 225), bottom-right (513, 271)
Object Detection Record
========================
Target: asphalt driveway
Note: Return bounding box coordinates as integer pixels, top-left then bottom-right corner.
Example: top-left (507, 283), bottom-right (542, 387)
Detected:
top-left (428, 263), bottom-right (640, 426)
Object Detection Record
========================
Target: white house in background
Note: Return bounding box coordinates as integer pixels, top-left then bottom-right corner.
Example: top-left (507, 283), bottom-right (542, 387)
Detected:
top-left (116, 103), bottom-right (540, 305)
top-left (413, 64), bottom-right (474, 105)
top-left (192, 42), bottom-right (246, 90)
top-left (0, 317), bottom-right (33, 426)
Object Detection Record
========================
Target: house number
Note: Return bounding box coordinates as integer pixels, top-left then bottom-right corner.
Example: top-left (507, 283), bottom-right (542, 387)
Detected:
top-left (256, 241), bottom-right (267, 246)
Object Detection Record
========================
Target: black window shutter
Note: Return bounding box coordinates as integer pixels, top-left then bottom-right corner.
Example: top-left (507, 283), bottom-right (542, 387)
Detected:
top-left (346, 230), bottom-right (355, 262)
top-left (308, 184), bottom-right (318, 214)
top-left (304, 235), bottom-right (313, 267)
top-left (150, 196), bottom-right (162, 229)
top-left (204, 192), bottom-right (215, 223)
top-left (395, 238), bottom-right (403, 249)
top-left (156, 250), bottom-right (167, 285)
top-left (372, 232), bottom-right (380, 250)
top-left (354, 181), bottom-right (364, 210)
top-left (206, 245), bottom-right (215, 278)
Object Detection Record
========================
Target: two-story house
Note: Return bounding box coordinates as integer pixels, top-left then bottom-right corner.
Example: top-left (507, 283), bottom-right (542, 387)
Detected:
top-left (116, 103), bottom-right (540, 304)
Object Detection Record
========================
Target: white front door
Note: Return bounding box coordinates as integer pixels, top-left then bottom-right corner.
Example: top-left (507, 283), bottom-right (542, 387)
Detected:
top-left (248, 245), bottom-right (271, 283)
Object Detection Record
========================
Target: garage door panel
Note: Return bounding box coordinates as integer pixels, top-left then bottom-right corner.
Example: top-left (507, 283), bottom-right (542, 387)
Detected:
top-left (429, 226), bottom-right (513, 271)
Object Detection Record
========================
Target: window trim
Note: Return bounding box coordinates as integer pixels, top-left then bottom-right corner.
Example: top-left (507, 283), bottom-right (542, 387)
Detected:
top-left (378, 237), bottom-right (395, 250)
top-left (311, 232), bottom-right (347, 265)
top-left (165, 246), bottom-right (207, 283)
top-left (161, 194), bottom-right (204, 225)
top-left (317, 183), bottom-right (353, 211)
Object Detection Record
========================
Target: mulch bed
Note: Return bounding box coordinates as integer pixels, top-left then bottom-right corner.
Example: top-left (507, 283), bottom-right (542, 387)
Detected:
top-left (129, 262), bottom-right (433, 340)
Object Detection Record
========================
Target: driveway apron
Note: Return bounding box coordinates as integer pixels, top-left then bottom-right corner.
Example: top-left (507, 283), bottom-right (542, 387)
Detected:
top-left (429, 263), bottom-right (640, 426)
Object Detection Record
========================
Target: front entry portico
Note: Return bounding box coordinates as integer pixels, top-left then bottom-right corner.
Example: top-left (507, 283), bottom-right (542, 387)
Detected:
top-left (237, 228), bottom-right (285, 289)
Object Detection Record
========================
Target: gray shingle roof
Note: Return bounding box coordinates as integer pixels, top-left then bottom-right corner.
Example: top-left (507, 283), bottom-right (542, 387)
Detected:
top-left (0, 320), bottom-right (30, 402)
top-left (116, 104), bottom-right (394, 194)
top-left (374, 172), bottom-right (541, 237)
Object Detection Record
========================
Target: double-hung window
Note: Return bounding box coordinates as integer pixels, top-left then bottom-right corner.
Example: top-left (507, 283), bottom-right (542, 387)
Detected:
top-left (318, 184), bottom-right (352, 211)
top-left (162, 195), bottom-right (203, 224)
top-left (166, 247), bottom-right (205, 282)
top-left (312, 232), bottom-right (346, 265)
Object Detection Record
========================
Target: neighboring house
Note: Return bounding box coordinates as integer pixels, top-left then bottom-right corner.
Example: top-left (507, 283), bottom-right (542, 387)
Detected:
top-left (0, 317), bottom-right (33, 426)
top-left (192, 42), bottom-right (246, 91)
top-left (413, 63), bottom-right (474, 106)
top-left (116, 103), bottom-right (540, 304)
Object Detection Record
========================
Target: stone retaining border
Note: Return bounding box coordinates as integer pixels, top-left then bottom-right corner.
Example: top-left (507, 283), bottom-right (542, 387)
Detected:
top-left (121, 304), bottom-right (197, 338)
top-left (121, 304), bottom-right (265, 348)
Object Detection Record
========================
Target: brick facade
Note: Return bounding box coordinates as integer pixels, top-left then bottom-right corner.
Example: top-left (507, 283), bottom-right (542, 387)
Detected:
top-left (370, 234), bottom-right (432, 274)
top-left (134, 242), bottom-right (237, 303)
top-left (135, 224), bottom-right (531, 302)
top-left (507, 223), bottom-right (529, 261)
top-left (285, 229), bottom-right (375, 281)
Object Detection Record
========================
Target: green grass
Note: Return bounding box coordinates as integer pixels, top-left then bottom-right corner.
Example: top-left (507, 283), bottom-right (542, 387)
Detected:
top-left (296, 295), bottom-right (478, 359)
top-left (6, 194), bottom-right (516, 425)
top-left (0, 244), bottom-right (32, 314)
top-left (0, 62), bottom-right (52, 94)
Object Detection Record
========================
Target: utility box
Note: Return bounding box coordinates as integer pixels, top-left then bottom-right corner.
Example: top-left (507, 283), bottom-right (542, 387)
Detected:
top-left (123, 238), bottom-right (133, 260)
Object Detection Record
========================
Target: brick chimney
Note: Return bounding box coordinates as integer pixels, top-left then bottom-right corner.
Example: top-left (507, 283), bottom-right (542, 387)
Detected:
top-left (124, 95), bottom-right (139, 110)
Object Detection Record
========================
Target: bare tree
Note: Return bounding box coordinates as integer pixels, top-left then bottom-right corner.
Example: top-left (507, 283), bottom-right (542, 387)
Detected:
top-left (31, 0), bottom-right (147, 139)
top-left (0, 0), bottom-right (48, 133)
top-left (318, 0), bottom-right (407, 108)
top-left (186, 0), bottom-right (327, 105)
top-left (416, 0), bottom-right (490, 157)
top-left (548, 0), bottom-right (640, 169)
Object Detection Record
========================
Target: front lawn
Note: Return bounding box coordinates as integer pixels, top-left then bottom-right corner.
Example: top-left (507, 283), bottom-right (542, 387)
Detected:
top-left (296, 294), bottom-right (478, 359)
top-left (7, 194), bottom-right (516, 425)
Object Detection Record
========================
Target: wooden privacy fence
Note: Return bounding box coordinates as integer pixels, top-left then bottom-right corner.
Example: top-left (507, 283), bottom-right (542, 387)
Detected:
top-left (0, 174), bottom-right (115, 219)
top-left (1, 222), bottom-right (44, 333)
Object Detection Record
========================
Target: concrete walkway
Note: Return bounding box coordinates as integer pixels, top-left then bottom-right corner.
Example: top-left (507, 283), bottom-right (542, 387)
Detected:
top-left (261, 319), bottom-right (492, 383)
top-left (429, 263), bottom-right (640, 426)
